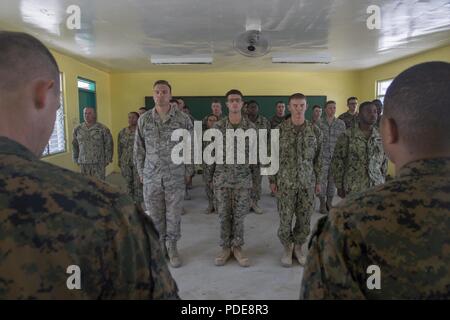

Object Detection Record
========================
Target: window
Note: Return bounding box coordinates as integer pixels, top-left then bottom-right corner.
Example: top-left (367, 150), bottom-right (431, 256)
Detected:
top-left (42, 73), bottom-right (66, 157)
top-left (376, 78), bottom-right (393, 103)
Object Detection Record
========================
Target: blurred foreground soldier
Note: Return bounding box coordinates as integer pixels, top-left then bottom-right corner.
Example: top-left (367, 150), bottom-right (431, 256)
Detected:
top-left (269, 93), bottom-right (322, 267)
top-left (270, 101), bottom-right (286, 129)
top-left (338, 97), bottom-right (359, 129)
top-left (317, 101), bottom-right (346, 214)
top-left (118, 112), bottom-right (143, 207)
top-left (0, 31), bottom-right (178, 299)
top-left (301, 61), bottom-right (450, 299)
top-left (247, 100), bottom-right (271, 214)
top-left (206, 90), bottom-right (258, 267)
top-left (135, 80), bottom-right (194, 268)
top-left (331, 101), bottom-right (387, 198)
top-left (372, 99), bottom-right (383, 128)
top-left (72, 107), bottom-right (113, 180)
top-left (138, 107), bottom-right (148, 116)
top-left (202, 114), bottom-right (219, 214)
top-left (311, 105), bottom-right (322, 126)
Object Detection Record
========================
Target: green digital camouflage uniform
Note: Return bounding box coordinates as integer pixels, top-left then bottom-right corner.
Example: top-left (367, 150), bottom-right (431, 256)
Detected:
top-left (269, 119), bottom-right (322, 246)
top-left (338, 111), bottom-right (358, 129)
top-left (0, 137), bottom-right (178, 299)
top-left (248, 114), bottom-right (271, 205)
top-left (301, 158), bottom-right (450, 299)
top-left (134, 106), bottom-right (194, 244)
top-left (72, 122), bottom-right (113, 180)
top-left (118, 127), bottom-right (143, 205)
top-left (205, 117), bottom-right (258, 248)
top-left (331, 125), bottom-right (388, 197)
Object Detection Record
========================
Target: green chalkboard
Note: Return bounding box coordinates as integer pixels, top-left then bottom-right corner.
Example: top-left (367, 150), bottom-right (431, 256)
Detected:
top-left (145, 95), bottom-right (327, 121)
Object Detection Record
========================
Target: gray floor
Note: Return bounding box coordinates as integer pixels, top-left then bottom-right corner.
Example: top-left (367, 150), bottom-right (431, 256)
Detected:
top-left (107, 173), bottom-right (326, 300)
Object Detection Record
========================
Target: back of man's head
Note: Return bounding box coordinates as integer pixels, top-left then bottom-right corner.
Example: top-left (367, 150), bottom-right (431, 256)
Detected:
top-left (383, 61), bottom-right (450, 152)
top-left (0, 31), bottom-right (59, 94)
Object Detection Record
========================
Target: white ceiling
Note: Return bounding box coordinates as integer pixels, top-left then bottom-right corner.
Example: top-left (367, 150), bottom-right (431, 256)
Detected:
top-left (0, 0), bottom-right (449, 72)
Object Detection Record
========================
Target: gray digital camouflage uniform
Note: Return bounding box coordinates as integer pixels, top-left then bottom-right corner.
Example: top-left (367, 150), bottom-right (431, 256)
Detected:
top-left (134, 106), bottom-right (194, 244)
top-left (269, 119), bottom-right (322, 246)
top-left (331, 125), bottom-right (388, 197)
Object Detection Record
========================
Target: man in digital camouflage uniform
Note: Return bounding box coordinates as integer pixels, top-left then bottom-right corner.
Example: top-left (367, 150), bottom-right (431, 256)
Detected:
top-left (331, 101), bottom-right (388, 199)
top-left (269, 93), bottom-right (322, 268)
top-left (72, 107), bottom-right (113, 180)
top-left (206, 89), bottom-right (258, 267)
top-left (301, 62), bottom-right (450, 300)
top-left (246, 100), bottom-right (271, 215)
top-left (118, 111), bottom-right (143, 207)
top-left (317, 101), bottom-right (346, 214)
top-left (338, 97), bottom-right (359, 129)
top-left (0, 31), bottom-right (178, 299)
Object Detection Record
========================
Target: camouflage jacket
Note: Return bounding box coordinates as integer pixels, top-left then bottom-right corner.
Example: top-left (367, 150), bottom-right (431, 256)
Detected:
top-left (338, 111), bottom-right (359, 129)
top-left (331, 125), bottom-right (387, 195)
top-left (134, 106), bottom-right (194, 187)
top-left (72, 122), bottom-right (113, 165)
top-left (118, 126), bottom-right (137, 168)
top-left (0, 137), bottom-right (179, 299)
top-left (269, 119), bottom-right (322, 190)
top-left (301, 158), bottom-right (450, 299)
top-left (270, 115), bottom-right (285, 129)
top-left (318, 117), bottom-right (346, 165)
top-left (205, 116), bottom-right (258, 189)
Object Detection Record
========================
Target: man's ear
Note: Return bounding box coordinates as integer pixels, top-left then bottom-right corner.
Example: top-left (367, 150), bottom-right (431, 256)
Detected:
top-left (381, 117), bottom-right (399, 144)
top-left (33, 79), bottom-right (55, 110)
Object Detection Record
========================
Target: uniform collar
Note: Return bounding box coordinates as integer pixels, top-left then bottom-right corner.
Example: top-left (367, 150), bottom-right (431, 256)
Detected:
top-left (152, 105), bottom-right (176, 122)
top-left (398, 158), bottom-right (450, 178)
top-left (0, 136), bottom-right (38, 161)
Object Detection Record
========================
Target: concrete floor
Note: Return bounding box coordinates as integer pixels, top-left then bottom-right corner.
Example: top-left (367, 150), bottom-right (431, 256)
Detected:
top-left (107, 173), bottom-right (326, 300)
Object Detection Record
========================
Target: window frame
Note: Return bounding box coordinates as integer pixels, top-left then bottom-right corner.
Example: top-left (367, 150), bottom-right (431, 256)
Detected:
top-left (376, 78), bottom-right (394, 103)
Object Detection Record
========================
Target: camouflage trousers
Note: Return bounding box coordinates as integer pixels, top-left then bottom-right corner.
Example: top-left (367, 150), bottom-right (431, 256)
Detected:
top-left (80, 163), bottom-right (106, 180)
top-left (251, 166), bottom-right (262, 204)
top-left (143, 179), bottom-right (184, 242)
top-left (277, 187), bottom-right (314, 246)
top-left (319, 163), bottom-right (335, 206)
top-left (202, 171), bottom-right (215, 210)
top-left (120, 163), bottom-right (144, 206)
top-left (215, 187), bottom-right (251, 248)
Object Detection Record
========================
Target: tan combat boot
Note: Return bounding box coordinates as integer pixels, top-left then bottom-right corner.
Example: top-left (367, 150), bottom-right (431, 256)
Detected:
top-left (281, 243), bottom-right (294, 267)
top-left (233, 246), bottom-right (250, 267)
top-left (294, 243), bottom-right (308, 266)
top-left (214, 247), bottom-right (231, 266)
top-left (167, 241), bottom-right (182, 268)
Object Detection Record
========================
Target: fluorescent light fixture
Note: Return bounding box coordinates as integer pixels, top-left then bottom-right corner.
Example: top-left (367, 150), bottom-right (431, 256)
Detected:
top-left (150, 55), bottom-right (213, 65)
top-left (272, 52), bottom-right (332, 64)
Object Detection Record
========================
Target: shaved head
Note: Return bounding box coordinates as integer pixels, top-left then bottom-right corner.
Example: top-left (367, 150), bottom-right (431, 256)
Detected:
top-left (383, 61), bottom-right (450, 151)
top-left (0, 31), bottom-right (59, 93)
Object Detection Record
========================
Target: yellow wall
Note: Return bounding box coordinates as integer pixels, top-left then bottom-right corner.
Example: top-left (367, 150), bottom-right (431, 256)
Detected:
top-left (358, 45), bottom-right (450, 101)
top-left (42, 50), bottom-right (113, 175)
